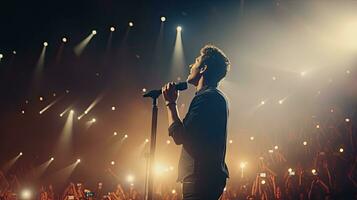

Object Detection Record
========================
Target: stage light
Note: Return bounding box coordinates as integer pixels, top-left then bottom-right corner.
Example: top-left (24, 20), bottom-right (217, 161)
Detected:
top-left (339, 148), bottom-right (344, 153)
top-left (288, 168), bottom-right (292, 173)
top-left (111, 106), bottom-right (116, 111)
top-left (39, 96), bottom-right (44, 101)
top-left (261, 101), bottom-right (265, 105)
top-left (77, 159), bottom-right (81, 163)
top-left (91, 118), bottom-right (96, 123)
top-left (77, 116), bottom-right (81, 120)
top-left (62, 37), bottom-right (67, 43)
top-left (126, 174), bottom-right (134, 183)
top-left (142, 88), bottom-right (147, 93)
top-left (92, 30), bottom-right (97, 35)
top-left (250, 136), bottom-right (254, 141)
top-left (316, 124), bottom-right (320, 129)
top-left (229, 140), bottom-right (233, 144)
top-left (70, 110), bottom-right (74, 114)
top-left (113, 132), bottom-right (117, 136)
top-left (176, 26), bottom-right (182, 32)
top-left (129, 22), bottom-right (134, 27)
top-left (311, 169), bottom-right (317, 175)
top-left (124, 134), bottom-right (128, 138)
top-left (278, 100), bottom-right (283, 104)
top-left (21, 189), bottom-right (32, 200)
top-left (0, 54), bottom-right (3, 59)
top-left (345, 118), bottom-right (350, 122)
top-left (84, 110), bottom-right (88, 114)
top-left (160, 16), bottom-right (166, 22)
top-left (13, 51), bottom-right (16, 55)
top-left (272, 76), bottom-right (277, 81)
top-left (66, 89), bottom-right (70, 93)
top-left (110, 26), bottom-right (115, 32)
top-left (60, 114), bottom-right (63, 117)
top-left (240, 162), bottom-right (246, 169)
top-left (171, 189), bottom-right (176, 194)
top-left (21, 110), bottom-right (25, 114)
top-left (43, 42), bottom-right (48, 47)
top-left (53, 93), bottom-right (56, 97)
top-left (19, 152), bottom-right (23, 156)
top-left (145, 138), bottom-right (149, 143)
top-left (111, 161), bottom-right (115, 165)
top-left (268, 149), bottom-right (274, 153)
top-left (166, 140), bottom-right (171, 144)
top-left (274, 145), bottom-right (279, 150)
top-left (303, 141), bottom-right (307, 146)
top-left (50, 157), bottom-right (54, 161)
top-left (261, 180), bottom-right (266, 184)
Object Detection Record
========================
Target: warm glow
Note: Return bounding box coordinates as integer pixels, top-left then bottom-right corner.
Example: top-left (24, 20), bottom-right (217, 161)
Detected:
top-left (161, 16), bottom-right (166, 22)
top-left (176, 26), bottom-right (182, 32)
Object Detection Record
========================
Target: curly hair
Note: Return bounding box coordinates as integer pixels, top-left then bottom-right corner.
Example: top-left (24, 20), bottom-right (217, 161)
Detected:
top-left (200, 44), bottom-right (230, 85)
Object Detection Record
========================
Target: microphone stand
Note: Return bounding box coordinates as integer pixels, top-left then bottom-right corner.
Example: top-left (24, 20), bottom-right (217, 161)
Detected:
top-left (142, 90), bottom-right (160, 200)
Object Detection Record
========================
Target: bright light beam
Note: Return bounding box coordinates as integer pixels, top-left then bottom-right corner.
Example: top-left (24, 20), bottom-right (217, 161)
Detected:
top-left (171, 26), bottom-right (186, 77)
top-left (74, 31), bottom-right (96, 56)
top-left (36, 42), bottom-right (48, 71)
top-left (1, 153), bottom-right (23, 174)
top-left (78, 94), bottom-right (104, 120)
top-left (39, 98), bottom-right (61, 114)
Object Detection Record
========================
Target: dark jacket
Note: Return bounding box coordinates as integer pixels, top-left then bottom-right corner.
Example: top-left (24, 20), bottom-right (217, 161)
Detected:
top-left (168, 86), bottom-right (229, 182)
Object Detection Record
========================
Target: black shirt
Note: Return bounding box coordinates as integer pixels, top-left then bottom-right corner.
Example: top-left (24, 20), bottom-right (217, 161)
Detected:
top-left (168, 86), bottom-right (229, 182)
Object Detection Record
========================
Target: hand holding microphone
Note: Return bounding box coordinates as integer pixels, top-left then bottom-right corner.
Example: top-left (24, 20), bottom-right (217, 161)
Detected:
top-left (162, 82), bottom-right (179, 105)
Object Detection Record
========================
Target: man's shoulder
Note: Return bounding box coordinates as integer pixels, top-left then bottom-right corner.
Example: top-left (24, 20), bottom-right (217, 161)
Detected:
top-left (196, 88), bottom-right (228, 104)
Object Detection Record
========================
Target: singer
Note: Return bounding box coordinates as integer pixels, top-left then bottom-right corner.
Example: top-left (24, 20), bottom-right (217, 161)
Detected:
top-left (162, 45), bottom-right (230, 200)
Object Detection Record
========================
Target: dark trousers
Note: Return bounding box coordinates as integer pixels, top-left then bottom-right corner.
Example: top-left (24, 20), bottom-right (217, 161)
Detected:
top-left (182, 177), bottom-right (226, 200)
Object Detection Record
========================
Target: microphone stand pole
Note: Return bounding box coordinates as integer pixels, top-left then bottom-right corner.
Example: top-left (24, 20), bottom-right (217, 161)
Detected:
top-left (143, 91), bottom-right (160, 200)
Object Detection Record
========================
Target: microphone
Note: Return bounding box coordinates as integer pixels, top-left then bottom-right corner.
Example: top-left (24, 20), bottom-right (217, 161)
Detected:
top-left (143, 82), bottom-right (188, 98)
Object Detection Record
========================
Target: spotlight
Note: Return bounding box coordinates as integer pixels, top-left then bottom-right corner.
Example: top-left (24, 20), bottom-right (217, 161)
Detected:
top-left (171, 189), bottom-right (176, 194)
top-left (176, 26), bottom-right (182, 32)
top-left (229, 140), bottom-right (233, 144)
top-left (13, 51), bottom-right (16, 55)
top-left (60, 114), bottom-right (63, 117)
top-left (84, 110), bottom-right (88, 114)
top-left (77, 116), bottom-right (81, 120)
top-left (288, 168), bottom-right (292, 173)
top-left (21, 189), bottom-right (32, 200)
top-left (274, 145), bottom-right (278, 150)
top-left (43, 42), bottom-right (48, 47)
top-left (110, 26), bottom-right (115, 32)
top-left (240, 162), bottom-right (246, 169)
top-left (113, 132), bottom-right (117, 136)
top-left (111, 161), bottom-right (115, 165)
top-left (39, 96), bottom-right (44, 101)
top-left (260, 101), bottom-right (265, 105)
top-left (261, 180), bottom-right (266, 185)
top-left (91, 118), bottom-right (96, 123)
top-left (250, 136), bottom-right (254, 141)
top-left (268, 149), bottom-right (274, 153)
top-left (21, 110), bottom-right (25, 114)
top-left (142, 88), bottom-right (147, 93)
top-left (166, 140), bottom-right (171, 144)
top-left (345, 118), bottom-right (350, 122)
top-left (129, 22), bottom-right (134, 27)
top-left (92, 30), bottom-right (97, 35)
top-left (278, 100), bottom-right (283, 104)
top-left (19, 152), bottom-right (23, 156)
top-left (316, 124), bottom-right (320, 129)
top-left (160, 16), bottom-right (166, 22)
top-left (50, 157), bottom-right (54, 161)
top-left (0, 54), bottom-right (3, 59)
top-left (303, 141), bottom-right (307, 146)
top-left (126, 174), bottom-right (134, 183)
top-left (272, 76), bottom-right (277, 81)
top-left (339, 148), bottom-right (344, 153)
top-left (145, 139), bottom-right (149, 143)
top-left (311, 169), bottom-right (317, 175)
top-left (124, 134), bottom-right (128, 138)
top-left (77, 159), bottom-right (81, 163)
top-left (111, 106), bottom-right (116, 111)
top-left (62, 37), bottom-right (67, 43)
top-left (70, 110), bottom-right (74, 114)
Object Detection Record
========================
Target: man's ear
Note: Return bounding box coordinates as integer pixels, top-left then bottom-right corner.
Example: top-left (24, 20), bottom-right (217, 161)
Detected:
top-left (199, 65), bottom-right (208, 74)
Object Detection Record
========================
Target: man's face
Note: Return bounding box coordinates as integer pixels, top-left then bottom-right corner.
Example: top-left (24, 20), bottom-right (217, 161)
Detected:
top-left (187, 55), bottom-right (204, 86)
